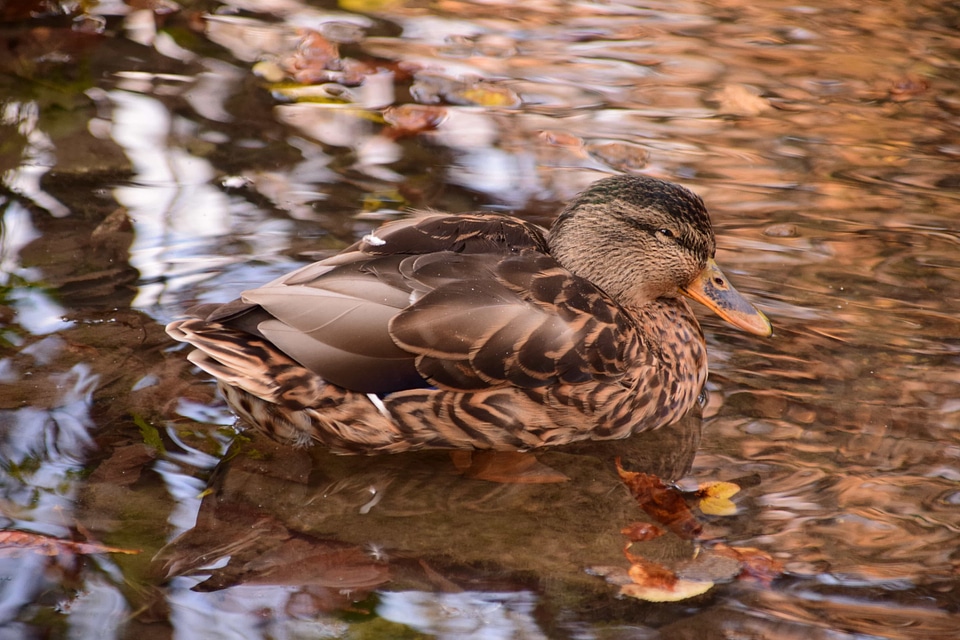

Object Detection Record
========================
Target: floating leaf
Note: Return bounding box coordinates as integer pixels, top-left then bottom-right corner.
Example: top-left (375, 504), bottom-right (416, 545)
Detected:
top-left (383, 104), bottom-right (447, 136)
top-left (539, 130), bottom-right (583, 148)
top-left (620, 577), bottom-right (714, 602)
top-left (616, 459), bottom-right (701, 538)
top-left (585, 141), bottom-right (648, 172)
top-left (280, 30), bottom-right (342, 85)
top-left (626, 552), bottom-right (678, 590)
top-left (620, 544), bottom-right (714, 601)
top-left (710, 543), bottom-right (784, 586)
top-left (697, 481), bottom-right (740, 516)
top-left (711, 84), bottom-right (771, 116)
top-left (450, 84), bottom-right (521, 108)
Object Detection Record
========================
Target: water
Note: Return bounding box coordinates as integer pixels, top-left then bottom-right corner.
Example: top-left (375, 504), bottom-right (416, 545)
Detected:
top-left (2, 0), bottom-right (960, 637)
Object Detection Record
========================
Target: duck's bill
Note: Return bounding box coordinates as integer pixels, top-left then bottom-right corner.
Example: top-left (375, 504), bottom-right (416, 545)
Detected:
top-left (680, 258), bottom-right (772, 337)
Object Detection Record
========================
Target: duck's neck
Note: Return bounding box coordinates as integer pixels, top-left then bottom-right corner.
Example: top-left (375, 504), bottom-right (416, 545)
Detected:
top-left (628, 297), bottom-right (708, 426)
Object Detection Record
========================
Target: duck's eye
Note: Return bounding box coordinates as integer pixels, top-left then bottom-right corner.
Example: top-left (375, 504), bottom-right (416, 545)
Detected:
top-left (657, 228), bottom-right (675, 239)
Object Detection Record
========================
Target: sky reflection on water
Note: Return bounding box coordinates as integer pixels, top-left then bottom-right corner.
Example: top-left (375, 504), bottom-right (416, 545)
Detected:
top-left (1, 0), bottom-right (960, 636)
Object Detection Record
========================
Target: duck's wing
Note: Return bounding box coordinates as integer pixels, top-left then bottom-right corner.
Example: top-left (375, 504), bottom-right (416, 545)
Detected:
top-left (390, 250), bottom-right (643, 391)
top-left (177, 214), bottom-right (554, 396)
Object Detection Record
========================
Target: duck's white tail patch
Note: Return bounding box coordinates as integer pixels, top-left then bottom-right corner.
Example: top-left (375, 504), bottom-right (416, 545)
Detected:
top-left (367, 393), bottom-right (390, 417)
top-left (362, 232), bottom-right (386, 247)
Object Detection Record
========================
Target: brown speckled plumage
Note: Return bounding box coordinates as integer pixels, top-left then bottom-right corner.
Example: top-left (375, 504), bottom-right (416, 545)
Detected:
top-left (167, 175), bottom-right (771, 453)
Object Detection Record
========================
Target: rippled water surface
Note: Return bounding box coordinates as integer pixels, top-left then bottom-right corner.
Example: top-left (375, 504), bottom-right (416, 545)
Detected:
top-left (2, 0), bottom-right (960, 637)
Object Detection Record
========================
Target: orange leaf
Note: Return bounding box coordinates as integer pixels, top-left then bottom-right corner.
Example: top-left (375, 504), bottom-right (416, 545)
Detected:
top-left (616, 459), bottom-right (702, 539)
top-left (620, 578), bottom-right (713, 602)
top-left (710, 543), bottom-right (784, 586)
top-left (455, 451), bottom-right (569, 484)
top-left (626, 554), bottom-right (677, 590)
top-left (620, 545), bottom-right (714, 602)
top-left (383, 105), bottom-right (447, 136)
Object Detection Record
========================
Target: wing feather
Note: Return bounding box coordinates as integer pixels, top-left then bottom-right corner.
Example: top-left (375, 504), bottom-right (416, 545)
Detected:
top-left (390, 249), bottom-right (639, 391)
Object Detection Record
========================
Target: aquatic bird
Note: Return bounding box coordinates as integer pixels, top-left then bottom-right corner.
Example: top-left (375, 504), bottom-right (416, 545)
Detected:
top-left (167, 175), bottom-right (771, 454)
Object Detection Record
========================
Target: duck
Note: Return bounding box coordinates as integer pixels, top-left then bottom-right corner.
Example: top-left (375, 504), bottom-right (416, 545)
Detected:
top-left (166, 175), bottom-right (771, 454)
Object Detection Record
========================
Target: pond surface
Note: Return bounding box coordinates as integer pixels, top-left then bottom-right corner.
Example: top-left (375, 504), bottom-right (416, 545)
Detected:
top-left (2, 0), bottom-right (960, 637)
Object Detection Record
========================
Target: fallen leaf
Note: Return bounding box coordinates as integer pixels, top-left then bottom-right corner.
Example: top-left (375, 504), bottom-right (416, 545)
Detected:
top-left (585, 141), bottom-right (648, 172)
top-left (0, 531), bottom-right (140, 557)
top-left (888, 75), bottom-right (928, 101)
top-left (626, 553), bottom-right (677, 591)
top-left (616, 459), bottom-right (702, 538)
top-left (280, 30), bottom-right (342, 85)
top-left (697, 481), bottom-right (740, 516)
top-left (383, 104), bottom-right (447, 136)
top-left (454, 451), bottom-right (569, 484)
top-left (712, 84), bottom-right (771, 116)
top-left (620, 577), bottom-right (713, 602)
top-left (450, 83), bottom-right (521, 108)
top-left (87, 443), bottom-right (157, 487)
top-left (539, 130), bottom-right (583, 148)
top-left (710, 543), bottom-right (784, 586)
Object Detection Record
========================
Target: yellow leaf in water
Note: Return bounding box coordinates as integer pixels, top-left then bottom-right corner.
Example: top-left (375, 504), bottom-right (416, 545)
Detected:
top-left (454, 85), bottom-right (520, 108)
top-left (698, 481), bottom-right (741, 500)
top-left (339, 0), bottom-right (400, 11)
top-left (699, 496), bottom-right (737, 516)
top-left (697, 481), bottom-right (740, 516)
top-left (620, 579), bottom-right (714, 602)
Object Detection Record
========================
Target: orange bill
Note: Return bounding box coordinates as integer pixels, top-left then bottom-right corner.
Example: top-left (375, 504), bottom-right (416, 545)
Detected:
top-left (680, 258), bottom-right (772, 337)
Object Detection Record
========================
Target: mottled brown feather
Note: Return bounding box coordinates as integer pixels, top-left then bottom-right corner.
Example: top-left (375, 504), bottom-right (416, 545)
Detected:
top-left (165, 175), bottom-right (756, 452)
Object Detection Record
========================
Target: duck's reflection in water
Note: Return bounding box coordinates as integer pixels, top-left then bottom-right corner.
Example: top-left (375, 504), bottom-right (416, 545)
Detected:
top-left (155, 406), bottom-right (715, 627)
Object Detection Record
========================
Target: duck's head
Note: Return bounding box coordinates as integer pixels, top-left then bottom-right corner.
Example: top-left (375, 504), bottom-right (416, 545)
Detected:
top-left (548, 175), bottom-right (772, 337)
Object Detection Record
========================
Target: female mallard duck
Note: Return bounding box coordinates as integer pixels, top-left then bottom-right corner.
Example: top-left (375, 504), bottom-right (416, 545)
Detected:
top-left (167, 175), bottom-right (771, 453)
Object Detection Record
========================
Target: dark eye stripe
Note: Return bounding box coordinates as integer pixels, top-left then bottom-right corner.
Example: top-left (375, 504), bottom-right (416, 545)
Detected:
top-left (616, 214), bottom-right (709, 257)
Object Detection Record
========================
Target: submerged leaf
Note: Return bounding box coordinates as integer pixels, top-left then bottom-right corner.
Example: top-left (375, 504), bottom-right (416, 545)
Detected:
top-left (620, 577), bottom-right (713, 602)
top-left (710, 543), bottom-right (784, 586)
top-left (454, 451), bottom-right (569, 484)
top-left (0, 531), bottom-right (140, 557)
top-left (451, 84), bottom-right (521, 108)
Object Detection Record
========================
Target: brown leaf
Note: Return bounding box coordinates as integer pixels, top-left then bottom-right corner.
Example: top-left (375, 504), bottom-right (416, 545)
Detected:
top-left (280, 30), bottom-right (342, 84)
top-left (585, 141), bottom-right (648, 172)
top-left (88, 444), bottom-right (157, 487)
top-left (712, 84), bottom-right (771, 116)
top-left (619, 544), bottom-right (715, 602)
top-left (538, 130), bottom-right (583, 148)
top-left (616, 459), bottom-right (702, 538)
top-left (888, 75), bottom-right (929, 101)
top-left (710, 543), bottom-right (784, 586)
top-left (383, 104), bottom-right (447, 136)
top-left (626, 553), bottom-right (678, 591)
top-left (0, 531), bottom-right (140, 557)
